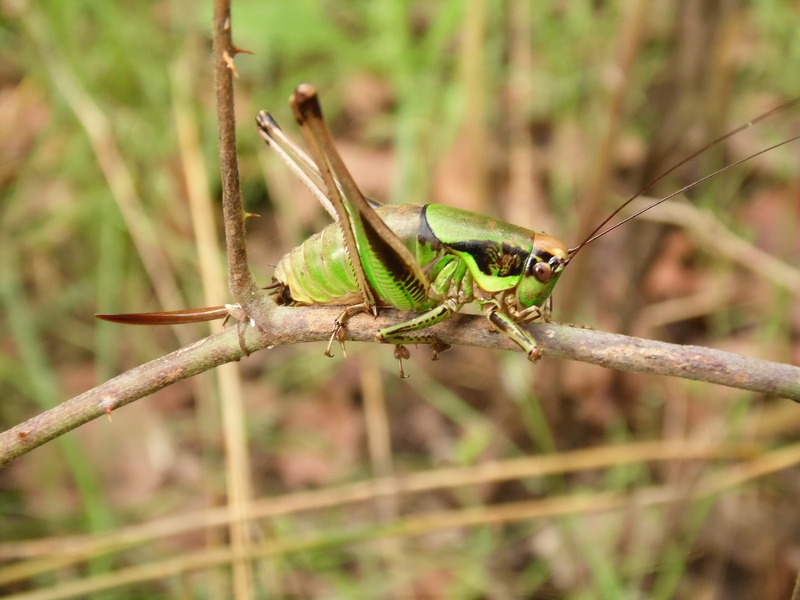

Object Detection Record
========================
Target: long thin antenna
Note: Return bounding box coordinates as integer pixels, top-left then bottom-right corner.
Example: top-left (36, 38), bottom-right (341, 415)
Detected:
top-left (574, 133), bottom-right (800, 250)
top-left (566, 96), bottom-right (800, 261)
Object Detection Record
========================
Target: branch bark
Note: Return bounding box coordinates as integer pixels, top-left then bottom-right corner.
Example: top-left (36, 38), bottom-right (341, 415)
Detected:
top-left (2, 308), bottom-right (799, 467)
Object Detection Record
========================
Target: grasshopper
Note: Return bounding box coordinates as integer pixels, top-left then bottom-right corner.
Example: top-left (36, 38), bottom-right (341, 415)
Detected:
top-left (97, 84), bottom-right (800, 376)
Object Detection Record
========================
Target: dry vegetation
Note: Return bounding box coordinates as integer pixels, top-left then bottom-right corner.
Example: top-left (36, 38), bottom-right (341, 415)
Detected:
top-left (1, 1), bottom-right (800, 598)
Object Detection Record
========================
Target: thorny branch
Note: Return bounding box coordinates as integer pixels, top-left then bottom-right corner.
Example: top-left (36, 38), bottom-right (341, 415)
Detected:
top-left (213, 0), bottom-right (260, 306)
top-left (2, 310), bottom-right (800, 467)
top-left (2, 1), bottom-right (800, 473)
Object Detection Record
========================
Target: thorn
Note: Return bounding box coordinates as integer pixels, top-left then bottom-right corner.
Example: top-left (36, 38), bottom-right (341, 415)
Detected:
top-left (222, 51), bottom-right (239, 78)
top-left (223, 16), bottom-right (231, 31)
top-left (244, 212), bottom-right (261, 219)
top-left (100, 395), bottom-right (115, 421)
top-left (231, 44), bottom-right (254, 56)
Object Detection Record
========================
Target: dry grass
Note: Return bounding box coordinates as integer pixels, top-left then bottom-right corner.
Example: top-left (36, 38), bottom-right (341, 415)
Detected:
top-left (1, 1), bottom-right (800, 598)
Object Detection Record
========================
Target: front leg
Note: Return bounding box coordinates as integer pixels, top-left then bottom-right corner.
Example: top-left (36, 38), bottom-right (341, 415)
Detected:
top-left (479, 300), bottom-right (543, 362)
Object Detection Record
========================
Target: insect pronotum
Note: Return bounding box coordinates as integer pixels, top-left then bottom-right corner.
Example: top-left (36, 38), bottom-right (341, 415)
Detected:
top-left (97, 84), bottom-right (800, 377)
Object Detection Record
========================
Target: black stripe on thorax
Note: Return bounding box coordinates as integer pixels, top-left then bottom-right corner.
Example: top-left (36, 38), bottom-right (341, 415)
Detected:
top-left (446, 240), bottom-right (527, 278)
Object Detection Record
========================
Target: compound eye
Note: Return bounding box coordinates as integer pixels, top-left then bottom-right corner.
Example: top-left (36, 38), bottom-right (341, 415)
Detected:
top-left (532, 261), bottom-right (552, 283)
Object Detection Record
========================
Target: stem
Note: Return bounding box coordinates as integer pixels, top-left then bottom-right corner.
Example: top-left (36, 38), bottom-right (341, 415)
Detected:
top-left (212, 0), bottom-right (257, 302)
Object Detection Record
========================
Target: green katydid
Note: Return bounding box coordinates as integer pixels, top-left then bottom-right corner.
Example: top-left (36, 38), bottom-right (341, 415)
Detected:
top-left (97, 84), bottom-right (800, 376)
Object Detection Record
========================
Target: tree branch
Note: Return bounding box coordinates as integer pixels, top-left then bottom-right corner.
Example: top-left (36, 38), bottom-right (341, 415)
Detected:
top-left (2, 308), bottom-right (799, 467)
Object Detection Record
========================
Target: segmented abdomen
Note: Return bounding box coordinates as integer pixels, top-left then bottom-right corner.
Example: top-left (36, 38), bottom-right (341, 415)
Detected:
top-left (273, 219), bottom-right (361, 305)
top-left (272, 204), bottom-right (435, 306)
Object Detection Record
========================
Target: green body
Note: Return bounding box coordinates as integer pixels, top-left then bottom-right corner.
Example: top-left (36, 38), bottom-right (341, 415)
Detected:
top-left (262, 87), bottom-right (573, 362)
top-left (272, 202), bottom-right (569, 360)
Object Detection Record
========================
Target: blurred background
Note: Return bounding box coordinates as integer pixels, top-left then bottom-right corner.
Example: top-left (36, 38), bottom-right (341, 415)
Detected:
top-left (2, 0), bottom-right (800, 598)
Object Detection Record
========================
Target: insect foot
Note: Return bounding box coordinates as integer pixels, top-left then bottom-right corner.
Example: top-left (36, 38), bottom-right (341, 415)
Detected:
top-left (527, 346), bottom-right (542, 363)
top-left (324, 304), bottom-right (372, 358)
top-left (224, 303), bottom-right (255, 356)
top-left (429, 338), bottom-right (452, 361)
top-left (325, 321), bottom-right (348, 358)
top-left (394, 345), bottom-right (411, 378)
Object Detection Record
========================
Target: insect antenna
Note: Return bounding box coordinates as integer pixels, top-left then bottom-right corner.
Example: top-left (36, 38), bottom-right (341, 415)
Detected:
top-left (565, 96), bottom-right (800, 264)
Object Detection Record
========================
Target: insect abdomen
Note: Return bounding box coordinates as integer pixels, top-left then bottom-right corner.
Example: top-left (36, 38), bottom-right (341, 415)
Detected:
top-left (273, 220), bottom-right (358, 305)
top-left (272, 205), bottom-right (430, 306)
